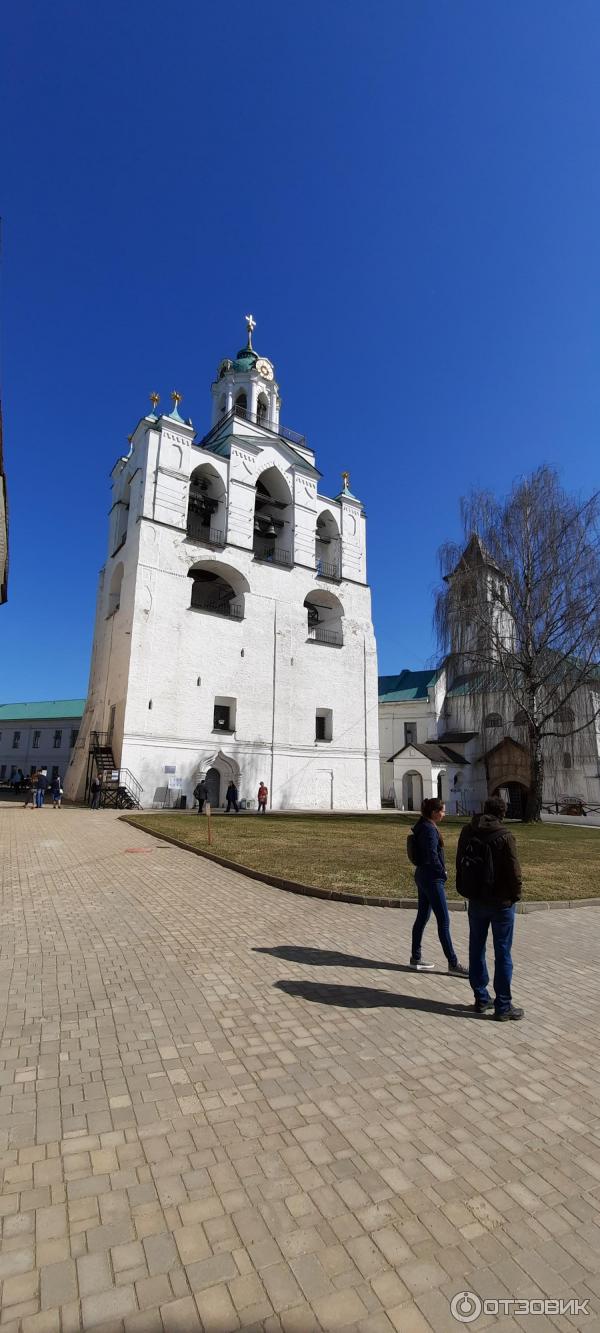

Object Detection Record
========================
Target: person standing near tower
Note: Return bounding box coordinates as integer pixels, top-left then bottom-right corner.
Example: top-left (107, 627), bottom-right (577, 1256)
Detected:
top-left (409, 798), bottom-right (468, 975)
top-left (225, 781), bottom-right (239, 813)
top-left (35, 768), bottom-right (48, 809)
top-left (456, 796), bottom-right (523, 1020)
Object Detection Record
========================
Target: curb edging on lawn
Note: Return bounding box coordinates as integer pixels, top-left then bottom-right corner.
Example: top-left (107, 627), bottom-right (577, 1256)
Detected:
top-left (120, 817), bottom-right (600, 912)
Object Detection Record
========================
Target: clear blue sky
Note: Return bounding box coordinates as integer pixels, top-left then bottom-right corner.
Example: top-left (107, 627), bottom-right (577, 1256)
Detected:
top-left (2, 0), bottom-right (600, 702)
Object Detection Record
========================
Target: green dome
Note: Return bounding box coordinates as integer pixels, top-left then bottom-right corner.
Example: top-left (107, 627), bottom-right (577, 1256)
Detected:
top-left (232, 349), bottom-right (258, 372)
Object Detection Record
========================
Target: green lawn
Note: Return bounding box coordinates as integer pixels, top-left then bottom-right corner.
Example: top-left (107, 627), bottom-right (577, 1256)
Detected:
top-left (125, 812), bottom-right (600, 902)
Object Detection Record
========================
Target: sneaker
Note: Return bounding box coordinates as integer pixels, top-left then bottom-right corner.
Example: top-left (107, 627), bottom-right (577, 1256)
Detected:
top-left (448, 962), bottom-right (469, 977)
top-left (410, 958), bottom-right (435, 970)
top-left (494, 1006), bottom-right (524, 1022)
top-left (474, 999), bottom-right (494, 1013)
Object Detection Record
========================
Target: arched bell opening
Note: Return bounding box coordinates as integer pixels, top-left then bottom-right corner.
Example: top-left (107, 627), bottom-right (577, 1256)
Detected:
top-left (315, 508), bottom-right (341, 581)
top-left (304, 588), bottom-right (344, 646)
top-left (187, 561), bottom-right (248, 621)
top-left (253, 465), bottom-right (293, 567)
top-left (187, 463), bottom-right (226, 547)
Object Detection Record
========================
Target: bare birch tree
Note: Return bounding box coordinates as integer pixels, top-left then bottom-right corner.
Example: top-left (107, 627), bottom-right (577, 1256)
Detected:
top-left (435, 467), bottom-right (600, 821)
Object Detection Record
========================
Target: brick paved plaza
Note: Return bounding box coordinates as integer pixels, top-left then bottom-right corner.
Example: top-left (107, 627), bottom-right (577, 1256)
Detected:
top-left (1, 807), bottom-right (600, 1333)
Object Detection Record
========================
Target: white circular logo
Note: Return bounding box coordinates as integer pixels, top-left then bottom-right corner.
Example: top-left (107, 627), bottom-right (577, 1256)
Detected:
top-left (450, 1291), bottom-right (482, 1323)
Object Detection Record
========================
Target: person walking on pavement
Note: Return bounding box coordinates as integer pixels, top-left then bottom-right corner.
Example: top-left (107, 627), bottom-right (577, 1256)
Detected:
top-left (408, 797), bottom-right (468, 975)
top-left (193, 778), bottom-right (208, 814)
top-left (24, 772), bottom-right (37, 808)
top-left (51, 773), bottom-right (63, 808)
top-left (35, 768), bottom-right (48, 809)
top-left (257, 781), bottom-right (268, 814)
top-left (225, 781), bottom-right (239, 813)
top-left (456, 795), bottom-right (524, 1021)
top-left (90, 776), bottom-right (101, 809)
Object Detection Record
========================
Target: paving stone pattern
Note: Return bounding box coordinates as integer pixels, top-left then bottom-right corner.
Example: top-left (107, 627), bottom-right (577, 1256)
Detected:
top-left (0, 807), bottom-right (599, 1332)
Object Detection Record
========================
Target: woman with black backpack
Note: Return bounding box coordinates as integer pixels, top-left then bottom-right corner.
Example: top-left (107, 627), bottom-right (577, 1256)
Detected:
top-left (408, 797), bottom-right (468, 975)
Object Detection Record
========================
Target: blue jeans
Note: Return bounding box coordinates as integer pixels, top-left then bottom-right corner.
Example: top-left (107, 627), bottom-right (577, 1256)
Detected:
top-left (35, 789), bottom-right (45, 808)
top-left (468, 901), bottom-right (515, 1015)
top-left (411, 872), bottom-right (458, 968)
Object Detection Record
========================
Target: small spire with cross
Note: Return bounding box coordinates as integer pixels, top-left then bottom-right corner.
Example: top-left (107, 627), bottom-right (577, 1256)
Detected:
top-left (149, 392), bottom-right (160, 412)
top-left (171, 390), bottom-right (182, 408)
top-left (341, 470), bottom-right (350, 491)
top-left (245, 313), bottom-right (256, 349)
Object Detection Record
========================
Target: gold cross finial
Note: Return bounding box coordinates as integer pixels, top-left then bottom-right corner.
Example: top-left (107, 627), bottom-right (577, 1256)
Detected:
top-left (341, 470), bottom-right (350, 490)
top-left (171, 390), bottom-right (182, 408)
top-left (245, 313), bottom-right (256, 348)
top-left (150, 392), bottom-right (160, 411)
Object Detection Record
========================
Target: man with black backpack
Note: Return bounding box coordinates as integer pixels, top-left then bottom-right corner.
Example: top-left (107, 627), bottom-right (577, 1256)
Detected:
top-left (456, 796), bottom-right (524, 1021)
top-left (193, 778), bottom-right (208, 815)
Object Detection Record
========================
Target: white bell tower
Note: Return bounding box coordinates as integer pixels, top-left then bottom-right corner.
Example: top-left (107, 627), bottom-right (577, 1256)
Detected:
top-left (211, 315), bottom-right (281, 430)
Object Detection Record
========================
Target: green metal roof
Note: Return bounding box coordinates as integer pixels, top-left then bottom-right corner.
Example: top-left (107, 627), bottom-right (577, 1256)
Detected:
top-left (0, 699), bottom-right (86, 722)
top-left (232, 352), bottom-right (258, 373)
top-left (378, 670), bottom-right (439, 703)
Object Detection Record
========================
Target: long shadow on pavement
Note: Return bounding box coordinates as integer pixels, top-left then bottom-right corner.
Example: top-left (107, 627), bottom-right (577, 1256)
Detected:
top-left (254, 945), bottom-right (419, 973)
top-left (274, 978), bottom-right (479, 1017)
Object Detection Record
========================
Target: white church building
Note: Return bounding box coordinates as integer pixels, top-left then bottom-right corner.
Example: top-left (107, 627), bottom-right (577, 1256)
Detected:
top-left (65, 318), bottom-right (380, 811)
top-left (379, 536), bottom-right (600, 817)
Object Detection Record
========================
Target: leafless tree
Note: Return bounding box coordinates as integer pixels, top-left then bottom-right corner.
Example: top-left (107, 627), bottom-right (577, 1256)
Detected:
top-left (435, 467), bottom-right (600, 821)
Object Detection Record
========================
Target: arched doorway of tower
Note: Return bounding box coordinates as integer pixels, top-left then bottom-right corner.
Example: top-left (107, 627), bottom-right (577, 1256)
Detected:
top-left (493, 781), bottom-right (528, 820)
top-left (193, 750), bottom-right (241, 811)
top-left (205, 768), bottom-right (221, 808)
top-left (402, 770), bottom-right (423, 812)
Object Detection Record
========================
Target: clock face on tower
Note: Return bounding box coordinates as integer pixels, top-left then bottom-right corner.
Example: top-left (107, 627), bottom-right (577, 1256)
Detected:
top-left (255, 358), bottom-right (274, 381)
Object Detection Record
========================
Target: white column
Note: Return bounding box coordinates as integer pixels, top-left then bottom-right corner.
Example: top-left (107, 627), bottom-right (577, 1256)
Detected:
top-left (249, 378), bottom-right (259, 418)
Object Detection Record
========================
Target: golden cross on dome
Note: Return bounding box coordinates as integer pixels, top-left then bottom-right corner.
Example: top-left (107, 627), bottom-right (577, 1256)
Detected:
top-left (171, 390), bottom-right (182, 408)
top-left (149, 392), bottom-right (160, 410)
top-left (341, 470), bottom-right (350, 490)
top-left (245, 313), bottom-right (256, 348)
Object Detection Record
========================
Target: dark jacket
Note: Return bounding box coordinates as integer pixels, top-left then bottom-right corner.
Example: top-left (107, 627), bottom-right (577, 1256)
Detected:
top-left (456, 814), bottom-right (522, 903)
top-left (412, 817), bottom-right (447, 882)
top-left (36, 773), bottom-right (48, 791)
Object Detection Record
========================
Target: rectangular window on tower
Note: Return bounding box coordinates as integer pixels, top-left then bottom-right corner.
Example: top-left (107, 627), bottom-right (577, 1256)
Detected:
top-left (213, 697), bottom-right (236, 734)
top-left (315, 709), bottom-right (333, 742)
top-left (53, 729), bottom-right (62, 749)
top-left (404, 723), bottom-right (417, 747)
top-left (33, 730), bottom-right (41, 749)
top-left (12, 731), bottom-right (20, 749)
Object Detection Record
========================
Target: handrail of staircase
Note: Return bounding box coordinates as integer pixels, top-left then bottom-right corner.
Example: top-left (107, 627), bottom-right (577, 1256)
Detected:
top-left (90, 731), bottom-right (111, 750)
top-left (117, 768), bottom-right (143, 804)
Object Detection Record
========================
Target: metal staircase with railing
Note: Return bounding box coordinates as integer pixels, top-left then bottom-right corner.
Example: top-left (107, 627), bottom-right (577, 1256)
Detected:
top-left (86, 732), bottom-right (143, 809)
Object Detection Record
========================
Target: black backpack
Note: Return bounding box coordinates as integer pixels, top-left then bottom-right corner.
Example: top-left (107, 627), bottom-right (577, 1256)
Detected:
top-left (458, 830), bottom-right (504, 898)
top-left (406, 826), bottom-right (419, 866)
